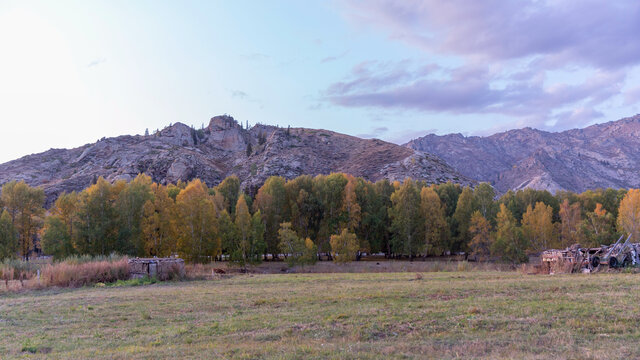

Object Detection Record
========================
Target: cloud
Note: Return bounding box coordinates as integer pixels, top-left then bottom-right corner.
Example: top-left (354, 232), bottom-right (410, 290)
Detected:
top-left (340, 0), bottom-right (640, 69)
top-left (357, 126), bottom-right (388, 138)
top-left (326, 61), bottom-right (624, 131)
top-left (231, 90), bottom-right (249, 99)
top-left (328, 0), bottom-right (639, 131)
top-left (552, 108), bottom-right (605, 130)
top-left (87, 57), bottom-right (107, 68)
top-left (229, 89), bottom-right (262, 105)
top-left (385, 128), bottom-right (439, 144)
top-left (623, 86), bottom-right (640, 106)
top-left (307, 103), bottom-right (324, 111)
top-left (321, 50), bottom-right (349, 63)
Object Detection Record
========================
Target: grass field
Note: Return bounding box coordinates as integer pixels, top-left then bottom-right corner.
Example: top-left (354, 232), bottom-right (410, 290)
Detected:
top-left (2, 270), bottom-right (640, 359)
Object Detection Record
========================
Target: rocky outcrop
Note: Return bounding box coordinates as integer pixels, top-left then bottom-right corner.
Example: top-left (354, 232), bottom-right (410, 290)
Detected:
top-left (405, 114), bottom-right (640, 193)
top-left (0, 115), bottom-right (472, 206)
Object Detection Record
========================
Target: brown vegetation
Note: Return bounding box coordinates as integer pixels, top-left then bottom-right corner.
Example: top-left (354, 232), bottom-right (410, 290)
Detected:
top-left (39, 258), bottom-right (130, 287)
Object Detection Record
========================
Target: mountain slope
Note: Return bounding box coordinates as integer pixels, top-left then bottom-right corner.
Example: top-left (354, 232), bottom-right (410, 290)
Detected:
top-left (0, 115), bottom-right (472, 206)
top-left (405, 114), bottom-right (640, 193)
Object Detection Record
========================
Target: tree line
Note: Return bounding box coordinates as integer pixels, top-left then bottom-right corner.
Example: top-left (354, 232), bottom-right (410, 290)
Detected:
top-left (1, 173), bottom-right (640, 264)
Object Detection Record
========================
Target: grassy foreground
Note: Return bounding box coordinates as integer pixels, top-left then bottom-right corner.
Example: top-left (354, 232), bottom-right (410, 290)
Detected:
top-left (2, 271), bottom-right (640, 359)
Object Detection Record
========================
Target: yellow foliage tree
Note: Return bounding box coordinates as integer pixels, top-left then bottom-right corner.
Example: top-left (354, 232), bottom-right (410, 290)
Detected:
top-left (233, 195), bottom-right (252, 263)
top-left (420, 187), bottom-right (447, 255)
top-left (618, 189), bottom-right (640, 240)
top-left (341, 175), bottom-right (361, 232)
top-left (175, 179), bottom-right (219, 263)
top-left (254, 176), bottom-right (287, 258)
top-left (51, 191), bottom-right (79, 240)
top-left (492, 204), bottom-right (528, 264)
top-left (559, 199), bottom-right (581, 247)
top-left (521, 202), bottom-right (555, 252)
top-left (142, 183), bottom-right (176, 257)
top-left (468, 210), bottom-right (492, 260)
top-left (330, 228), bottom-right (359, 263)
top-left (1, 181), bottom-right (45, 259)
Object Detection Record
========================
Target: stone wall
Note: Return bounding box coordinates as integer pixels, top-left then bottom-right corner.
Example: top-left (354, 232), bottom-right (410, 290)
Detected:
top-left (128, 258), bottom-right (185, 280)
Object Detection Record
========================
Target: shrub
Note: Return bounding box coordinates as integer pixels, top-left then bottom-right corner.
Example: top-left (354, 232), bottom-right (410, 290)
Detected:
top-left (330, 229), bottom-right (359, 263)
top-left (0, 259), bottom-right (39, 288)
top-left (40, 258), bottom-right (130, 288)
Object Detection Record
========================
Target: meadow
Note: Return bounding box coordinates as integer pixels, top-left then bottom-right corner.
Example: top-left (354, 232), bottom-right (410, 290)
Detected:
top-left (2, 269), bottom-right (640, 359)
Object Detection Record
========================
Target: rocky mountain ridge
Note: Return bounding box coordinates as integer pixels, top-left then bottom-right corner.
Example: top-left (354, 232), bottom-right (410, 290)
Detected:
top-left (405, 114), bottom-right (640, 193)
top-left (0, 115), bottom-right (472, 206)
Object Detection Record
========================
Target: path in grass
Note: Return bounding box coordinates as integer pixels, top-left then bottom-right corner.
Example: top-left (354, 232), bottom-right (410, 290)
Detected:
top-left (2, 272), bottom-right (640, 359)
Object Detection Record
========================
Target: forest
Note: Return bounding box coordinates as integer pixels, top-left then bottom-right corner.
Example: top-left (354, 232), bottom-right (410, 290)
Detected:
top-left (1, 173), bottom-right (639, 265)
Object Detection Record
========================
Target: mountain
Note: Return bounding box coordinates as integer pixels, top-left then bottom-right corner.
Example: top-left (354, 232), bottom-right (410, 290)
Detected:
top-left (405, 114), bottom-right (640, 193)
top-left (0, 115), bottom-right (472, 206)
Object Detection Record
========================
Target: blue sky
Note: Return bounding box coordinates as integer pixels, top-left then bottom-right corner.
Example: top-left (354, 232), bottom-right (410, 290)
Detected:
top-left (1, 0), bottom-right (640, 163)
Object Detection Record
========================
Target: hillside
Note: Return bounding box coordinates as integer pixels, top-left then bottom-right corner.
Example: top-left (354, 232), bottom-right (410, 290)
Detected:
top-left (405, 114), bottom-right (640, 193)
top-left (0, 115), bottom-right (472, 206)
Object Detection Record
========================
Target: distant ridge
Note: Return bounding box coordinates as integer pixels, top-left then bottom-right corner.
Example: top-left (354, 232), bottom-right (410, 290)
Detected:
top-left (0, 115), bottom-right (472, 206)
top-left (405, 114), bottom-right (640, 193)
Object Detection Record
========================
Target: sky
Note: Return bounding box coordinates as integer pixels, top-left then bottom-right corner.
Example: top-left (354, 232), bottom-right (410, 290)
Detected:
top-left (1, 0), bottom-right (640, 163)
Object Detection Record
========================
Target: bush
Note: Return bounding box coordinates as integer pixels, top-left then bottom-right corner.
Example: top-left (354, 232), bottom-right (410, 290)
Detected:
top-left (0, 259), bottom-right (39, 288)
top-left (330, 229), bottom-right (359, 263)
top-left (40, 258), bottom-right (130, 288)
top-left (58, 253), bottom-right (125, 265)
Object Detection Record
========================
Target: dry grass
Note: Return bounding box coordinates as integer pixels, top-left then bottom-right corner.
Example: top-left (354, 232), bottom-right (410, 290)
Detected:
top-left (184, 263), bottom-right (230, 280)
top-left (0, 257), bottom-right (130, 292)
top-left (3, 271), bottom-right (640, 359)
top-left (39, 259), bottom-right (130, 288)
top-left (208, 259), bottom-right (513, 274)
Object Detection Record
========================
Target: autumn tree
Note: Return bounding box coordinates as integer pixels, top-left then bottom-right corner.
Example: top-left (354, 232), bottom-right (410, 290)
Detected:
top-left (1, 181), bottom-right (45, 259)
top-left (371, 179), bottom-right (394, 254)
top-left (142, 183), bottom-right (176, 257)
top-left (0, 210), bottom-right (17, 259)
top-left (230, 196), bottom-right (265, 266)
top-left (217, 209), bottom-right (236, 256)
top-left (73, 177), bottom-right (119, 255)
top-left (341, 175), bottom-right (361, 232)
top-left (285, 175), bottom-right (322, 240)
top-left (302, 237), bottom-right (318, 265)
top-left (389, 179), bottom-right (423, 257)
top-left (330, 228), bottom-right (359, 263)
top-left (521, 202), bottom-right (555, 253)
top-left (420, 187), bottom-right (448, 255)
top-left (577, 188), bottom-right (626, 219)
top-left (468, 211), bottom-right (492, 260)
top-left (175, 179), bottom-right (219, 263)
top-left (314, 173), bottom-right (348, 253)
top-left (254, 176), bottom-right (287, 258)
top-left (617, 189), bottom-right (640, 240)
top-left (234, 196), bottom-right (252, 258)
top-left (278, 222), bottom-right (312, 267)
top-left (215, 175), bottom-right (241, 215)
top-left (250, 210), bottom-right (266, 262)
top-left (41, 216), bottom-right (74, 259)
top-left (581, 203), bottom-right (616, 247)
top-left (434, 181), bottom-right (462, 219)
top-left (452, 186), bottom-right (474, 252)
top-left (115, 174), bottom-right (153, 256)
top-left (352, 179), bottom-right (389, 254)
top-left (433, 181), bottom-right (461, 250)
top-left (41, 192), bottom-right (80, 259)
top-left (473, 183), bottom-right (496, 220)
top-left (51, 192), bottom-right (79, 241)
top-left (559, 199), bottom-right (582, 247)
top-left (492, 204), bottom-right (528, 264)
